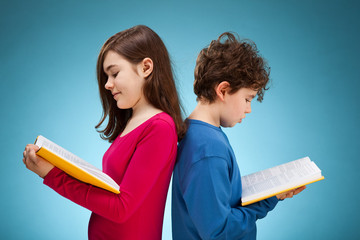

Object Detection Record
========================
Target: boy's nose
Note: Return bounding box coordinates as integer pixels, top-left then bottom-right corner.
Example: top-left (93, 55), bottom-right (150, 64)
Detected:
top-left (246, 104), bottom-right (252, 114)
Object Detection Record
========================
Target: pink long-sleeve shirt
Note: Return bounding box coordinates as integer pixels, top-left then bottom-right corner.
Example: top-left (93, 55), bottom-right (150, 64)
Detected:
top-left (43, 112), bottom-right (177, 240)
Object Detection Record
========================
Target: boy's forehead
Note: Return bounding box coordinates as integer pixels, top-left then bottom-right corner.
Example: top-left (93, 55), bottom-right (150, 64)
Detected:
top-left (241, 88), bottom-right (258, 97)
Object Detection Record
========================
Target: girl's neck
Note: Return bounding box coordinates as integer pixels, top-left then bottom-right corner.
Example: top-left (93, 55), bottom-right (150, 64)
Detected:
top-left (120, 100), bottom-right (162, 137)
top-left (132, 97), bottom-right (162, 119)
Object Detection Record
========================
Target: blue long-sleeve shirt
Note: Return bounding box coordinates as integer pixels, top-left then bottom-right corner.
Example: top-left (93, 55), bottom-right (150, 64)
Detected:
top-left (171, 119), bottom-right (278, 240)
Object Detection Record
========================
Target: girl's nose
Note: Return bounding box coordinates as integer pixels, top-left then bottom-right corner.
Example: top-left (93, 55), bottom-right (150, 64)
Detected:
top-left (105, 78), bottom-right (113, 90)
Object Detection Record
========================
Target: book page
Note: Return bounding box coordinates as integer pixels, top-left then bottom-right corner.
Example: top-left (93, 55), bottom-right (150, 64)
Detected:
top-left (241, 157), bottom-right (322, 202)
top-left (36, 136), bottom-right (119, 187)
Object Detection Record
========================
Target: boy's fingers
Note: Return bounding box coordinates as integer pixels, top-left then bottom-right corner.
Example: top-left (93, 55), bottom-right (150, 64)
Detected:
top-left (294, 186), bottom-right (306, 195)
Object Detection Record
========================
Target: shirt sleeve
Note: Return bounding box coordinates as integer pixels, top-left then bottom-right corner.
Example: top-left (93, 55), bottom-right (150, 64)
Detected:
top-left (43, 119), bottom-right (177, 223)
top-left (181, 157), bottom-right (278, 239)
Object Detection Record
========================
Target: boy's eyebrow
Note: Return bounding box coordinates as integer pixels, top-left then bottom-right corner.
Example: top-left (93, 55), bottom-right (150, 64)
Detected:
top-left (248, 94), bottom-right (256, 99)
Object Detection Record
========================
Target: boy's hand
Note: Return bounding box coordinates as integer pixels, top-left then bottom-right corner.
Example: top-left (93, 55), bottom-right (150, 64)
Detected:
top-left (23, 144), bottom-right (54, 178)
top-left (276, 186), bottom-right (306, 200)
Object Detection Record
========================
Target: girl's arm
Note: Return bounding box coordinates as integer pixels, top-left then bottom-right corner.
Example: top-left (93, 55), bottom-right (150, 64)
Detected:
top-left (42, 119), bottom-right (177, 223)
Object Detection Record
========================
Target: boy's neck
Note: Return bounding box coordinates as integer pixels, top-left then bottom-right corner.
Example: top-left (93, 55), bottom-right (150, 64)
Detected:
top-left (188, 100), bottom-right (221, 127)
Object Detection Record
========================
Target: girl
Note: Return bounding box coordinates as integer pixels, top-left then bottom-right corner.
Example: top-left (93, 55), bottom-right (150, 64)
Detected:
top-left (23, 25), bottom-right (185, 240)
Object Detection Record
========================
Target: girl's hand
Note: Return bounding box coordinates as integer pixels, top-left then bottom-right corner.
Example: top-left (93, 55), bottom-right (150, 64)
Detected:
top-left (23, 144), bottom-right (54, 178)
top-left (276, 186), bottom-right (306, 200)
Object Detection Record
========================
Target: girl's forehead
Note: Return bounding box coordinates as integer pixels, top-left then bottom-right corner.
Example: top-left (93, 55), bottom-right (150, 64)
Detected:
top-left (104, 51), bottom-right (123, 63)
top-left (103, 51), bottom-right (126, 69)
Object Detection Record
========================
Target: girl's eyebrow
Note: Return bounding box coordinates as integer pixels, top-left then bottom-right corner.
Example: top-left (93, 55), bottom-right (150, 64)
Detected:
top-left (104, 64), bottom-right (116, 73)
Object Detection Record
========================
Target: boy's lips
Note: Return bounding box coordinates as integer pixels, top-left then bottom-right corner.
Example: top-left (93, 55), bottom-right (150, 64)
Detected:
top-left (239, 117), bottom-right (245, 123)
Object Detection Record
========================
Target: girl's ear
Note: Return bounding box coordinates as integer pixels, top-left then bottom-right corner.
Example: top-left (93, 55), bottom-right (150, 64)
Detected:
top-left (140, 57), bottom-right (153, 78)
top-left (215, 81), bottom-right (231, 101)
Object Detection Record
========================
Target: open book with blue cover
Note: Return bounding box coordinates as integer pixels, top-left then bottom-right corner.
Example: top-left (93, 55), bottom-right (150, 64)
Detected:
top-left (34, 135), bottom-right (120, 194)
top-left (241, 156), bottom-right (324, 206)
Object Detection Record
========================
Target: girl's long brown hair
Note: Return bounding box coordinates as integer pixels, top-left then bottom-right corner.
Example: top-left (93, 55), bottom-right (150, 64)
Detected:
top-left (96, 25), bottom-right (185, 142)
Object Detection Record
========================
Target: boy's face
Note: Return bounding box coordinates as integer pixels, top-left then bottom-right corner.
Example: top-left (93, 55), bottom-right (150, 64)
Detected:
top-left (220, 88), bottom-right (257, 128)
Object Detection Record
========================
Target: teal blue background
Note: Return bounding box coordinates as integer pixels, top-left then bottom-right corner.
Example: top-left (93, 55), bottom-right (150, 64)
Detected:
top-left (1, 0), bottom-right (359, 239)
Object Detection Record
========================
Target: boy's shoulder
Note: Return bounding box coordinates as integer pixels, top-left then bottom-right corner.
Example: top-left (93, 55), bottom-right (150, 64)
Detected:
top-left (178, 119), bottom-right (233, 162)
top-left (185, 119), bottom-right (224, 141)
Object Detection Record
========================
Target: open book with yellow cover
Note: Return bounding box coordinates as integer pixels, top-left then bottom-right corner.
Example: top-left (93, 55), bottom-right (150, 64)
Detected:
top-left (34, 135), bottom-right (120, 194)
top-left (241, 157), bottom-right (324, 206)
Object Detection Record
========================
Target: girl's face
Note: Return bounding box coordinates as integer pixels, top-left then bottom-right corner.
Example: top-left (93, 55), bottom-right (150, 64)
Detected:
top-left (103, 51), bottom-right (146, 110)
top-left (220, 87), bottom-right (257, 128)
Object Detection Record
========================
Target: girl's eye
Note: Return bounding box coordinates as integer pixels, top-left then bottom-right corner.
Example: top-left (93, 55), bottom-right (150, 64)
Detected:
top-left (112, 72), bottom-right (119, 78)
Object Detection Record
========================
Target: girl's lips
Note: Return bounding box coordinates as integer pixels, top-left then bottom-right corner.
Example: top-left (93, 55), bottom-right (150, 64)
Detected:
top-left (112, 92), bottom-right (120, 99)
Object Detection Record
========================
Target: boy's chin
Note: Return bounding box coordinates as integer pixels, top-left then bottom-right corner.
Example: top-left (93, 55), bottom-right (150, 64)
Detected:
top-left (221, 122), bottom-right (238, 128)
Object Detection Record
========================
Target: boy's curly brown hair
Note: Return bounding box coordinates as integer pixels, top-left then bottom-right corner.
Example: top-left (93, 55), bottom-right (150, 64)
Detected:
top-left (194, 32), bottom-right (270, 103)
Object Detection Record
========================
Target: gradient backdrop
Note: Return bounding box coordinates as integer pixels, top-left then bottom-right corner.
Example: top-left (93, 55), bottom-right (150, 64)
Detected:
top-left (1, 0), bottom-right (359, 239)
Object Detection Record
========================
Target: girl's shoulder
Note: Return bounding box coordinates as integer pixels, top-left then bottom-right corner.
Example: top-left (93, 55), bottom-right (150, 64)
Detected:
top-left (154, 112), bottom-right (175, 124)
top-left (132, 112), bottom-right (177, 143)
top-left (144, 112), bottom-right (176, 132)
top-left (125, 112), bottom-right (176, 138)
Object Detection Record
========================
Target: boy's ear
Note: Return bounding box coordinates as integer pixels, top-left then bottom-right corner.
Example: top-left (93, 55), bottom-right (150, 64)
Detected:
top-left (215, 81), bottom-right (231, 101)
top-left (140, 57), bottom-right (153, 78)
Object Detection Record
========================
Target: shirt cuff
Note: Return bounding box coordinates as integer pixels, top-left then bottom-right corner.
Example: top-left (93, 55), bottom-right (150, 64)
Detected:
top-left (269, 196), bottom-right (279, 204)
top-left (43, 167), bottom-right (63, 185)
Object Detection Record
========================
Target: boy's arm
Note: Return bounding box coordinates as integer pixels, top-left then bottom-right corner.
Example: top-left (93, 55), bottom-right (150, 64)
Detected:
top-left (181, 157), bottom-right (278, 239)
top-left (241, 196), bottom-right (278, 219)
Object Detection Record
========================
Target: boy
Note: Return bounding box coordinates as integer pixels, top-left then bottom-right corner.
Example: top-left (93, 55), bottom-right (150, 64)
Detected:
top-left (171, 32), bottom-right (305, 240)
